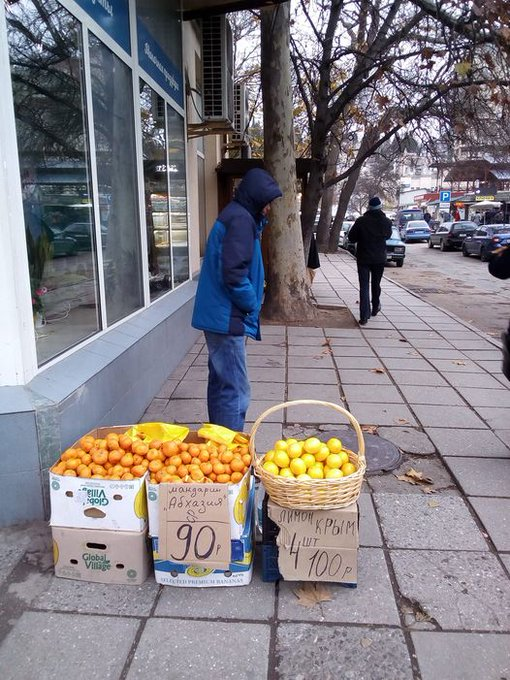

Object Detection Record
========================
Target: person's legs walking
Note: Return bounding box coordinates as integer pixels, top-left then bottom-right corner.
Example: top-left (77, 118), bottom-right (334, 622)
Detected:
top-left (357, 263), bottom-right (371, 323)
top-left (204, 331), bottom-right (250, 431)
top-left (370, 263), bottom-right (385, 315)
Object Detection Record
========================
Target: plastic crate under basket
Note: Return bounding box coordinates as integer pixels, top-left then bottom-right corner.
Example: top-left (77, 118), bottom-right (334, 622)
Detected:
top-left (251, 400), bottom-right (366, 510)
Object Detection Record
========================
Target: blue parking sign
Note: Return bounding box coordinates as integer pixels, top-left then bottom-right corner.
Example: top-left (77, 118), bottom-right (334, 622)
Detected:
top-left (439, 190), bottom-right (451, 202)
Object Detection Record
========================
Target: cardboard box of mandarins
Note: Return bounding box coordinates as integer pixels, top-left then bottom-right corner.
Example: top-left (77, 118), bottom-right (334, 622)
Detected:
top-left (52, 526), bottom-right (151, 584)
top-left (49, 426), bottom-right (148, 532)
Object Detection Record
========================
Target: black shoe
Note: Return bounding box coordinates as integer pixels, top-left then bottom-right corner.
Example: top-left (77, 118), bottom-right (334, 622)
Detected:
top-left (359, 318), bottom-right (368, 326)
top-left (372, 304), bottom-right (381, 316)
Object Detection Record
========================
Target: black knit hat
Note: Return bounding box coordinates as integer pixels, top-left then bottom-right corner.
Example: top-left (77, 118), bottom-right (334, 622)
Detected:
top-left (368, 196), bottom-right (382, 210)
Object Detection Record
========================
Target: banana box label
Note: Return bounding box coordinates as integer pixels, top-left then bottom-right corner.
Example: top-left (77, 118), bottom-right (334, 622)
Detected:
top-left (49, 470), bottom-right (148, 531)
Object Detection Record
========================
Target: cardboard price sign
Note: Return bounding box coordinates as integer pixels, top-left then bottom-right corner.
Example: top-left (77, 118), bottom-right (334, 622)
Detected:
top-left (268, 501), bottom-right (358, 583)
top-left (158, 484), bottom-right (231, 569)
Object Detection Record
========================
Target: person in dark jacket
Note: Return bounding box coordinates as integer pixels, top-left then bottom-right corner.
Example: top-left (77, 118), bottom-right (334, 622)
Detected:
top-left (192, 168), bottom-right (282, 431)
top-left (488, 245), bottom-right (510, 381)
top-left (348, 196), bottom-right (392, 325)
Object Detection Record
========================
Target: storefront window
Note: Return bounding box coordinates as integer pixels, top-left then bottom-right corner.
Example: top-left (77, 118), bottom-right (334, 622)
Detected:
top-left (166, 105), bottom-right (189, 285)
top-left (89, 34), bottom-right (143, 324)
top-left (6, 0), bottom-right (100, 364)
top-left (140, 81), bottom-right (172, 300)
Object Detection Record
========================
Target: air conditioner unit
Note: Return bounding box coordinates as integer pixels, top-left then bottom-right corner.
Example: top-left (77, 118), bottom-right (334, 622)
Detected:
top-left (201, 15), bottom-right (234, 125)
top-left (232, 83), bottom-right (249, 142)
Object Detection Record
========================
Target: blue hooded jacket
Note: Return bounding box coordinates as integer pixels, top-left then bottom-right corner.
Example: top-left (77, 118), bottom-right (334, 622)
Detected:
top-left (192, 168), bottom-right (282, 340)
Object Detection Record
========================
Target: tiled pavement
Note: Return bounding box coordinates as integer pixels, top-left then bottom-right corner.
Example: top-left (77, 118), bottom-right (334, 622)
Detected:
top-left (0, 250), bottom-right (509, 679)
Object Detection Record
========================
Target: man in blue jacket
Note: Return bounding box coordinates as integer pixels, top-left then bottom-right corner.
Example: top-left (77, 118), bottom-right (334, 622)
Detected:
top-left (192, 168), bottom-right (282, 431)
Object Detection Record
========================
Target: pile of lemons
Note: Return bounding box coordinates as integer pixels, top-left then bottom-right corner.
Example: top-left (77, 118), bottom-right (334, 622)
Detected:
top-left (261, 436), bottom-right (357, 480)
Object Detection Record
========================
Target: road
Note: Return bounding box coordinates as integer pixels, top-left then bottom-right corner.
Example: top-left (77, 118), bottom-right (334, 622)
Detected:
top-left (383, 241), bottom-right (510, 338)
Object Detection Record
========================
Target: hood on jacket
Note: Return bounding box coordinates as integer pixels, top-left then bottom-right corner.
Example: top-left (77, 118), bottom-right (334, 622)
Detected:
top-left (234, 168), bottom-right (282, 218)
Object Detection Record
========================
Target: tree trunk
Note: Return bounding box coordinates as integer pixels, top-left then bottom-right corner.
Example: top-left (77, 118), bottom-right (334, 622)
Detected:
top-left (260, 3), bottom-right (314, 322)
top-left (317, 137), bottom-right (340, 251)
top-left (328, 127), bottom-right (379, 252)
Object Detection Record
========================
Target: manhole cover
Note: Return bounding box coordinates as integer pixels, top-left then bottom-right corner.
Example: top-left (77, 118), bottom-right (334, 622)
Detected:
top-left (322, 430), bottom-right (402, 475)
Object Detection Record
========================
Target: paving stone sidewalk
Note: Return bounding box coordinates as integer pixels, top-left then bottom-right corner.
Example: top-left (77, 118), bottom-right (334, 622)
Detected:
top-left (0, 250), bottom-right (509, 680)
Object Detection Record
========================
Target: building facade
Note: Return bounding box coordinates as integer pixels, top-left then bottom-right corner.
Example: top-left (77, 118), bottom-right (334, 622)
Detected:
top-left (0, 0), bottom-right (237, 525)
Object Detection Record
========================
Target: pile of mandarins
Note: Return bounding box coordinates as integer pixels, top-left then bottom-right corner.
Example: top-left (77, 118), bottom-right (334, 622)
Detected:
top-left (50, 432), bottom-right (251, 484)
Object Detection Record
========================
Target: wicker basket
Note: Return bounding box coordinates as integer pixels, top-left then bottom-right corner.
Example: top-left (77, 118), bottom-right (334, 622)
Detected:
top-left (251, 400), bottom-right (366, 510)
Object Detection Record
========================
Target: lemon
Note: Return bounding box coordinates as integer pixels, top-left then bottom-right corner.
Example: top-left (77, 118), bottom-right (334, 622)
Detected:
top-left (341, 462), bottom-right (357, 476)
top-left (303, 437), bottom-right (321, 454)
top-left (325, 468), bottom-right (343, 479)
top-left (301, 453), bottom-right (316, 469)
top-left (262, 461), bottom-right (279, 475)
top-left (290, 458), bottom-right (307, 476)
top-left (340, 451), bottom-right (350, 465)
top-left (274, 439), bottom-right (288, 451)
top-left (326, 453), bottom-right (342, 469)
top-left (287, 442), bottom-right (303, 459)
top-left (264, 450), bottom-right (276, 462)
top-left (296, 473), bottom-right (312, 480)
top-left (279, 467), bottom-right (295, 478)
top-left (273, 450), bottom-right (291, 468)
top-left (327, 437), bottom-right (343, 454)
top-left (308, 465), bottom-right (324, 479)
top-left (314, 444), bottom-right (330, 462)
top-left (286, 438), bottom-right (298, 446)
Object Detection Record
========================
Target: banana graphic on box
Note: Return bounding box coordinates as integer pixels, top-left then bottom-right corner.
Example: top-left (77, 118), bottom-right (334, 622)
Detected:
top-left (134, 485), bottom-right (148, 519)
top-left (186, 566), bottom-right (214, 578)
top-left (233, 474), bottom-right (250, 525)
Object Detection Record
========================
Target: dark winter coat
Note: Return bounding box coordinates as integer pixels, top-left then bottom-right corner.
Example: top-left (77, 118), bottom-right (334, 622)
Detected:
top-left (192, 168), bottom-right (282, 340)
top-left (348, 210), bottom-right (392, 265)
top-left (488, 246), bottom-right (510, 280)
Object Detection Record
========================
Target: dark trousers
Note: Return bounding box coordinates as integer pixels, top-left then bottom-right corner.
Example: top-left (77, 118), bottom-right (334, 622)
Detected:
top-left (357, 262), bottom-right (385, 321)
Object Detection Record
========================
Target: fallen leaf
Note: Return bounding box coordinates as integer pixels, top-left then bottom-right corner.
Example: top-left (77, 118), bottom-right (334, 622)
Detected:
top-left (406, 468), bottom-right (434, 484)
top-left (452, 360), bottom-right (466, 366)
top-left (395, 468), bottom-right (434, 487)
top-left (361, 424), bottom-right (378, 435)
top-left (360, 637), bottom-right (373, 648)
top-left (396, 418), bottom-right (411, 425)
top-left (427, 499), bottom-right (440, 507)
top-left (415, 611), bottom-right (432, 622)
top-left (293, 582), bottom-right (333, 608)
top-left (370, 368), bottom-right (386, 374)
top-left (422, 486), bottom-right (436, 494)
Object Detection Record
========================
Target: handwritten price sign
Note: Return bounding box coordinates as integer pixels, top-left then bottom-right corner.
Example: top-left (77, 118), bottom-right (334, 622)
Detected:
top-left (268, 501), bottom-right (358, 583)
top-left (158, 484), bottom-right (231, 568)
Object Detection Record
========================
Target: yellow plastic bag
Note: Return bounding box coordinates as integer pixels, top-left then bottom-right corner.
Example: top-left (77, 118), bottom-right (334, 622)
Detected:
top-left (125, 422), bottom-right (189, 443)
top-left (197, 423), bottom-right (248, 448)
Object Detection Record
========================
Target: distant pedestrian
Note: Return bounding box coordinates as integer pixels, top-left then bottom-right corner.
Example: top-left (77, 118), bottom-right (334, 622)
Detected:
top-left (453, 207), bottom-right (461, 221)
top-left (488, 245), bottom-right (510, 382)
top-left (473, 211), bottom-right (482, 226)
top-left (192, 168), bottom-right (282, 430)
top-left (307, 232), bottom-right (320, 283)
top-left (348, 196), bottom-right (392, 325)
top-left (423, 210), bottom-right (431, 224)
top-left (493, 209), bottom-right (504, 223)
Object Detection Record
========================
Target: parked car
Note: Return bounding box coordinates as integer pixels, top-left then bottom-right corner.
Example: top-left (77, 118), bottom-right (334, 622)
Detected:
top-left (62, 222), bottom-right (107, 250)
top-left (386, 227), bottom-right (406, 266)
top-left (461, 224), bottom-right (510, 261)
top-left (47, 226), bottom-right (77, 257)
top-left (341, 225), bottom-right (405, 266)
top-left (400, 220), bottom-right (431, 243)
top-left (428, 221), bottom-right (477, 251)
top-left (338, 221), bottom-right (354, 248)
top-left (395, 208), bottom-right (424, 229)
